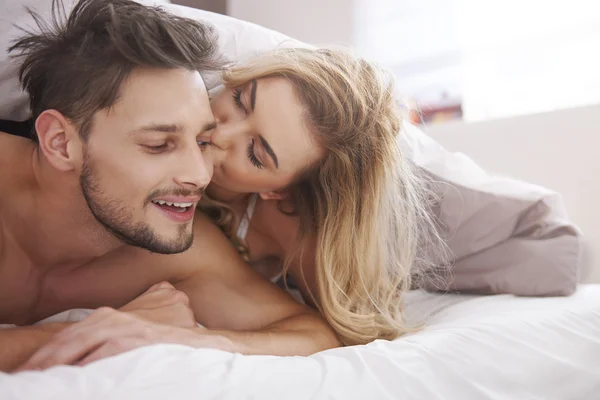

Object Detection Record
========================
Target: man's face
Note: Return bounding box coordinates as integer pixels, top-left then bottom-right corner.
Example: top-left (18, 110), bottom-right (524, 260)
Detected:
top-left (80, 68), bottom-right (215, 254)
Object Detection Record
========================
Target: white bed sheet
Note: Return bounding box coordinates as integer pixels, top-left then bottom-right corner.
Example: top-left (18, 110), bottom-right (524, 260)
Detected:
top-left (1, 285), bottom-right (599, 400)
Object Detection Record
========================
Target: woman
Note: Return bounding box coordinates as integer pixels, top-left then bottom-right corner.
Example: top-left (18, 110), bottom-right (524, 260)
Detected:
top-left (201, 47), bottom-right (446, 346)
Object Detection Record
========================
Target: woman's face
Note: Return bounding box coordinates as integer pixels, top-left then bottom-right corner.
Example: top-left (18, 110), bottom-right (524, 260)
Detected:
top-left (206, 77), bottom-right (323, 200)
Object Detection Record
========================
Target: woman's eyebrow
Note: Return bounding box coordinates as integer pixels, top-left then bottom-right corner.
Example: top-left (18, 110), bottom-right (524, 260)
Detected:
top-left (250, 79), bottom-right (257, 111)
top-left (259, 135), bottom-right (279, 169)
top-left (249, 79), bottom-right (278, 168)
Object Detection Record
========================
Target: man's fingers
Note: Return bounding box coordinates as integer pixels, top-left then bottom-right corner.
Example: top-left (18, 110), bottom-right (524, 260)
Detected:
top-left (146, 281), bottom-right (174, 293)
top-left (128, 284), bottom-right (190, 312)
top-left (126, 282), bottom-right (179, 309)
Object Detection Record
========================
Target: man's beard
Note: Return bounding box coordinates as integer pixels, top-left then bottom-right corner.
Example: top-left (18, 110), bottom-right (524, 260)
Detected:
top-left (79, 153), bottom-right (194, 254)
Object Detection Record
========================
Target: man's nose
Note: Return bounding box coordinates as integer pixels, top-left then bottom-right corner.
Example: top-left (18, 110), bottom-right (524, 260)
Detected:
top-left (174, 147), bottom-right (212, 190)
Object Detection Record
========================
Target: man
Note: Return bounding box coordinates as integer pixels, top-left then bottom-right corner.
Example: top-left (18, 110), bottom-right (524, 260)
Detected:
top-left (0, 0), bottom-right (339, 372)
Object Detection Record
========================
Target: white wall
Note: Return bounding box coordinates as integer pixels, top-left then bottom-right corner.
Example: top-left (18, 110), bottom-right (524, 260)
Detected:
top-left (227, 1), bottom-right (598, 283)
top-left (227, 0), bottom-right (356, 46)
top-left (425, 104), bottom-right (600, 283)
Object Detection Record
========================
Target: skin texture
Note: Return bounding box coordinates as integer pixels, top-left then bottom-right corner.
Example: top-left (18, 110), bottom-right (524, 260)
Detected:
top-left (0, 68), bottom-right (339, 372)
top-left (206, 77), bottom-right (323, 202)
top-left (205, 77), bottom-right (323, 305)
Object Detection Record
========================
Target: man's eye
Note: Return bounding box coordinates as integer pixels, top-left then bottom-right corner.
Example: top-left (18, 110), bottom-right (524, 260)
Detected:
top-left (198, 140), bottom-right (212, 151)
top-left (143, 143), bottom-right (169, 153)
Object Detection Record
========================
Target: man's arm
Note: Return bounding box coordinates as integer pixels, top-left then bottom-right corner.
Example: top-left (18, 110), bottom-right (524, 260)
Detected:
top-left (171, 212), bottom-right (340, 356)
top-left (0, 323), bottom-right (68, 372)
top-left (0, 183), bottom-right (65, 372)
top-left (3, 281), bottom-right (205, 372)
top-left (16, 212), bottom-right (340, 371)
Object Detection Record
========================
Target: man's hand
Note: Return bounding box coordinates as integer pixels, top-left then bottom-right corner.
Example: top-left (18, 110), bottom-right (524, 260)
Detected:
top-left (119, 281), bottom-right (197, 328)
top-left (14, 281), bottom-right (222, 372)
top-left (16, 307), bottom-right (233, 371)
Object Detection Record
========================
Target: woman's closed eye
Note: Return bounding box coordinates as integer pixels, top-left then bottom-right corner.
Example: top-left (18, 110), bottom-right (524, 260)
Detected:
top-left (247, 139), bottom-right (264, 169)
top-left (233, 87), bottom-right (247, 113)
top-left (232, 86), bottom-right (264, 169)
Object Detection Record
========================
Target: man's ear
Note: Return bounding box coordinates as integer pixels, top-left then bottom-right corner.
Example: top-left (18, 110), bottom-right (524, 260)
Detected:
top-left (35, 110), bottom-right (83, 172)
top-left (258, 190), bottom-right (286, 201)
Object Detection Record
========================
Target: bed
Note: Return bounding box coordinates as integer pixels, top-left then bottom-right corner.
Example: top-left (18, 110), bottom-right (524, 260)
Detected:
top-left (2, 285), bottom-right (599, 399)
top-left (1, 2), bottom-right (598, 399)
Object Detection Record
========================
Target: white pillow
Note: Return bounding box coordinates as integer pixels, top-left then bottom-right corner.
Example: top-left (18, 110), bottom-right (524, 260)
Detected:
top-left (0, 1), bottom-right (307, 121)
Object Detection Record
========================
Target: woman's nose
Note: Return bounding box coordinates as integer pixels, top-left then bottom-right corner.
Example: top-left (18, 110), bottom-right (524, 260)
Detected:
top-left (210, 121), bottom-right (239, 151)
top-left (207, 124), bottom-right (232, 168)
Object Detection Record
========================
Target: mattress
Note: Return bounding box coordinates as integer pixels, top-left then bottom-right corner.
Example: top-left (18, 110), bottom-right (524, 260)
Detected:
top-left (1, 285), bottom-right (599, 400)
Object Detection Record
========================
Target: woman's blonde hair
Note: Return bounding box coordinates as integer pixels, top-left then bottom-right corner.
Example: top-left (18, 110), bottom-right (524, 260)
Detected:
top-left (203, 47), bottom-right (446, 346)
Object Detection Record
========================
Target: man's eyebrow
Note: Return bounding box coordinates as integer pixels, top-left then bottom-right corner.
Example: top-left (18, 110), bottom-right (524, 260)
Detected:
top-left (202, 121), bottom-right (217, 132)
top-left (258, 135), bottom-right (279, 169)
top-left (250, 79), bottom-right (257, 111)
top-left (129, 121), bottom-right (216, 135)
top-left (130, 124), bottom-right (182, 135)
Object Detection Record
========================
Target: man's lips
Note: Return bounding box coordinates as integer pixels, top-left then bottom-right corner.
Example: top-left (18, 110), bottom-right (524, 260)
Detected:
top-left (151, 201), bottom-right (196, 223)
top-left (151, 195), bottom-right (202, 206)
top-left (149, 195), bottom-right (201, 223)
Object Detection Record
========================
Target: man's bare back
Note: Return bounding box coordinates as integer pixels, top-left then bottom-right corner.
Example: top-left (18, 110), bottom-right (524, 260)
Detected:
top-left (0, 132), bottom-right (44, 324)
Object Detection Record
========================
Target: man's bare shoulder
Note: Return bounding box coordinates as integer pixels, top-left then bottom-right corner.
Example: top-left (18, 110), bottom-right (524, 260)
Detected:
top-left (0, 132), bottom-right (28, 253)
top-left (188, 210), bottom-right (245, 265)
top-left (0, 132), bottom-right (34, 183)
top-left (0, 130), bottom-right (32, 156)
top-left (0, 214), bottom-right (4, 257)
top-left (190, 210), bottom-right (237, 252)
top-left (0, 133), bottom-right (34, 222)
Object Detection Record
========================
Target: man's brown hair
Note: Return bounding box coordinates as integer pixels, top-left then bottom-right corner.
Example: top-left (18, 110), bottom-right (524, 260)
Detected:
top-left (9, 0), bottom-right (223, 140)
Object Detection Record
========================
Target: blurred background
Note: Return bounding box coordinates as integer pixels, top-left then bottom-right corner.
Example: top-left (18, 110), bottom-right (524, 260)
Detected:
top-left (174, 0), bottom-right (600, 125)
top-left (173, 0), bottom-right (600, 282)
